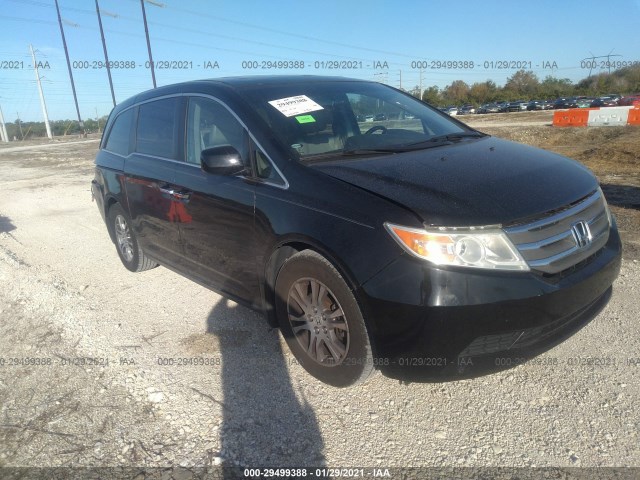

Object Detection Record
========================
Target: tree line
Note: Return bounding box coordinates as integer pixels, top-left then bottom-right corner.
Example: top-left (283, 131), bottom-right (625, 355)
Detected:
top-left (415, 65), bottom-right (640, 106)
top-left (3, 117), bottom-right (108, 141)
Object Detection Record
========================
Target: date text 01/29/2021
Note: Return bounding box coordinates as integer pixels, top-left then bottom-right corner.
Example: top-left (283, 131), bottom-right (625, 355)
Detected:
top-left (242, 468), bottom-right (391, 478)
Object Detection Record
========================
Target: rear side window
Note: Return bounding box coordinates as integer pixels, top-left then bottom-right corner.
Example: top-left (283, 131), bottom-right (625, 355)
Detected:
top-left (136, 97), bottom-right (181, 160)
top-left (104, 108), bottom-right (133, 156)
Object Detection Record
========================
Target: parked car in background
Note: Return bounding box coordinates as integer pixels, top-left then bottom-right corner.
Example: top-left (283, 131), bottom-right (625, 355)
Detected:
top-left (576, 97), bottom-right (596, 108)
top-left (495, 101), bottom-right (509, 112)
top-left (477, 103), bottom-right (500, 114)
top-left (527, 100), bottom-right (554, 111)
top-left (507, 100), bottom-right (528, 112)
top-left (527, 100), bottom-right (544, 111)
top-left (604, 94), bottom-right (622, 103)
top-left (458, 104), bottom-right (476, 115)
top-left (590, 97), bottom-right (618, 108)
top-left (441, 106), bottom-right (458, 116)
top-left (553, 97), bottom-right (570, 109)
top-left (619, 94), bottom-right (640, 107)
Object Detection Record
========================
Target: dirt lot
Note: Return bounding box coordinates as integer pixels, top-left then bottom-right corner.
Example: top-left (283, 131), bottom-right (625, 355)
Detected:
top-left (0, 117), bottom-right (639, 475)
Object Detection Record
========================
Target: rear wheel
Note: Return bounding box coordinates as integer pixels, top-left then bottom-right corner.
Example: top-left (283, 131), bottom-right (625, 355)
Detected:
top-left (108, 203), bottom-right (157, 272)
top-left (275, 250), bottom-right (374, 387)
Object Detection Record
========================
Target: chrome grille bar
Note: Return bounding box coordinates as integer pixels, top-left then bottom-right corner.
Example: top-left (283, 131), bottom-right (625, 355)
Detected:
top-left (504, 189), bottom-right (610, 275)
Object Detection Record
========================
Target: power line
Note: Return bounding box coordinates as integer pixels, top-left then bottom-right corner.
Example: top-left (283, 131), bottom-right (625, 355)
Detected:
top-left (0, 14), bottom-right (57, 25)
top-left (149, 3), bottom-right (420, 60)
top-left (5, 0), bottom-right (96, 16)
top-left (2, 0), bottom-right (419, 62)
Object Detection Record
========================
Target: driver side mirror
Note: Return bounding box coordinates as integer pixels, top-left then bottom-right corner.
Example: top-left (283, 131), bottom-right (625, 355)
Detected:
top-left (201, 145), bottom-right (246, 175)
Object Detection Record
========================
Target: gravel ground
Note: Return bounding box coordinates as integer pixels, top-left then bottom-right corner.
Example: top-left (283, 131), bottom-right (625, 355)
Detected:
top-left (0, 133), bottom-right (639, 474)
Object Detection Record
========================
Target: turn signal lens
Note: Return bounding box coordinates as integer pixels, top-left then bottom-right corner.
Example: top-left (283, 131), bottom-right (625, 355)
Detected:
top-left (385, 223), bottom-right (529, 271)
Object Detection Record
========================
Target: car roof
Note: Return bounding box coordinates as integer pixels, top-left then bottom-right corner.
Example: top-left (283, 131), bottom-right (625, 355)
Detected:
top-left (109, 75), bottom-right (373, 116)
top-left (207, 75), bottom-right (365, 87)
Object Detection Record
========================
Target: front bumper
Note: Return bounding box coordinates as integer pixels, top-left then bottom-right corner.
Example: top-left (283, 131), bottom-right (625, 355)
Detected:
top-left (358, 222), bottom-right (622, 381)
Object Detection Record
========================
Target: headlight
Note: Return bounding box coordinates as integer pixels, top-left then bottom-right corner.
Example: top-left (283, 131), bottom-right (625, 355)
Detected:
top-left (384, 222), bottom-right (529, 271)
top-left (598, 186), bottom-right (613, 227)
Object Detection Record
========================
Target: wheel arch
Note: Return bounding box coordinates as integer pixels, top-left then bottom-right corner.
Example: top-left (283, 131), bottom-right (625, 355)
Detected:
top-left (262, 237), bottom-right (363, 328)
top-left (104, 196), bottom-right (120, 243)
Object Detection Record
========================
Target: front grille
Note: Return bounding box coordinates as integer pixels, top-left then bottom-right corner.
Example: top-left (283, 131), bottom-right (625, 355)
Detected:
top-left (504, 190), bottom-right (610, 275)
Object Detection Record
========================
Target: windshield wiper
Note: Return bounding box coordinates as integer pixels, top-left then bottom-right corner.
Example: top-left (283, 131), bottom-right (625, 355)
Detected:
top-left (341, 132), bottom-right (487, 156)
top-left (410, 131), bottom-right (487, 146)
top-left (341, 147), bottom-right (402, 156)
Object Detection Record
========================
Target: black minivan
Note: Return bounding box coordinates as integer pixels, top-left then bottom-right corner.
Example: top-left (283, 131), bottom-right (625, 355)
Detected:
top-left (91, 76), bottom-right (621, 387)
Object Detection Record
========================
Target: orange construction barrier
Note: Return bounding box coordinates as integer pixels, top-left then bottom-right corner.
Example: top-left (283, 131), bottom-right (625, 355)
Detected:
top-left (553, 109), bottom-right (591, 127)
top-left (628, 108), bottom-right (640, 126)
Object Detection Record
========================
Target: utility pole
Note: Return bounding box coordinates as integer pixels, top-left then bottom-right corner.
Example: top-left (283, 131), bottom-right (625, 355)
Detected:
top-left (140, 0), bottom-right (157, 88)
top-left (95, 0), bottom-right (116, 106)
top-left (30, 44), bottom-right (53, 139)
top-left (54, 0), bottom-right (84, 135)
top-left (0, 104), bottom-right (8, 143)
top-left (16, 113), bottom-right (24, 140)
top-left (398, 69), bottom-right (402, 90)
top-left (419, 70), bottom-right (424, 100)
top-left (95, 107), bottom-right (100, 132)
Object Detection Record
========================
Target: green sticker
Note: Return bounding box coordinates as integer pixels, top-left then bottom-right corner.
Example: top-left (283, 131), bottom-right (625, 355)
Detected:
top-left (295, 115), bottom-right (316, 124)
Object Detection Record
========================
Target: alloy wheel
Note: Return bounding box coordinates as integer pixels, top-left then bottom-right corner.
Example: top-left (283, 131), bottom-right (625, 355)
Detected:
top-left (114, 214), bottom-right (134, 263)
top-left (287, 278), bottom-right (350, 366)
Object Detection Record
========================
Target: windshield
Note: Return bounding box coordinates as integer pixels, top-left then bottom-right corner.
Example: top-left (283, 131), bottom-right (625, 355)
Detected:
top-left (238, 80), bottom-right (474, 160)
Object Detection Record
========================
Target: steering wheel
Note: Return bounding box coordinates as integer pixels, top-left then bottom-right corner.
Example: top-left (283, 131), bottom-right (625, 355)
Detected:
top-left (365, 125), bottom-right (387, 135)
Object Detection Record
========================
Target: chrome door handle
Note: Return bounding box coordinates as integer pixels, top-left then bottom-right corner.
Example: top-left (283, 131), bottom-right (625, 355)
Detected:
top-left (171, 190), bottom-right (191, 201)
top-left (158, 186), bottom-right (192, 202)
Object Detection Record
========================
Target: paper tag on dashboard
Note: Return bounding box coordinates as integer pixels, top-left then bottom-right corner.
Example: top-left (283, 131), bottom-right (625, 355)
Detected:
top-left (268, 95), bottom-right (324, 117)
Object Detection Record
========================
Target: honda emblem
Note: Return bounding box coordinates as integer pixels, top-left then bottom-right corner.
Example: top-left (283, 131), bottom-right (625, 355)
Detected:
top-left (571, 221), bottom-right (592, 248)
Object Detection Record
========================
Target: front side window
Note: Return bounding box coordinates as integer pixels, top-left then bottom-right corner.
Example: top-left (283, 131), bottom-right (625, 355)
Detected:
top-left (104, 108), bottom-right (134, 156)
top-left (136, 97), bottom-right (181, 160)
top-left (255, 148), bottom-right (285, 186)
top-left (186, 97), bottom-right (248, 165)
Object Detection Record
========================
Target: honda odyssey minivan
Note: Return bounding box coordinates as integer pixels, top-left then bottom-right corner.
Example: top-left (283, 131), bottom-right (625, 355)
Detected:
top-left (91, 76), bottom-right (621, 386)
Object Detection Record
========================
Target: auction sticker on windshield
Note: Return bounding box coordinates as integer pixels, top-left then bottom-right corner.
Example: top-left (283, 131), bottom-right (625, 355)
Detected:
top-left (268, 95), bottom-right (324, 117)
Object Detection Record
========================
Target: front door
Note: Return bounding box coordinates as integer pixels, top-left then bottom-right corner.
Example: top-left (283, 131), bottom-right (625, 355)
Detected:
top-left (173, 96), bottom-right (258, 304)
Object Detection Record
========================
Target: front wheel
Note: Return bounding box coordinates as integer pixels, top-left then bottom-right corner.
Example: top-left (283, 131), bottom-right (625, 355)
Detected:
top-left (275, 250), bottom-right (374, 387)
top-left (108, 203), bottom-right (157, 273)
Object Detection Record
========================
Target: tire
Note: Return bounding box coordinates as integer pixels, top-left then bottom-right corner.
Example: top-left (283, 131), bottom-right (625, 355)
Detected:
top-left (275, 250), bottom-right (374, 387)
top-left (108, 203), bottom-right (157, 273)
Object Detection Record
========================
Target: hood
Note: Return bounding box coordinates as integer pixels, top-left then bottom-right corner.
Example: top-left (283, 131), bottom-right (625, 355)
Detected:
top-left (309, 137), bottom-right (598, 226)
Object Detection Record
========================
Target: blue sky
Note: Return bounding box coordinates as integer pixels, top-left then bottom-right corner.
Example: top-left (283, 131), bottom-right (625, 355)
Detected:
top-left (1, 0), bottom-right (639, 122)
